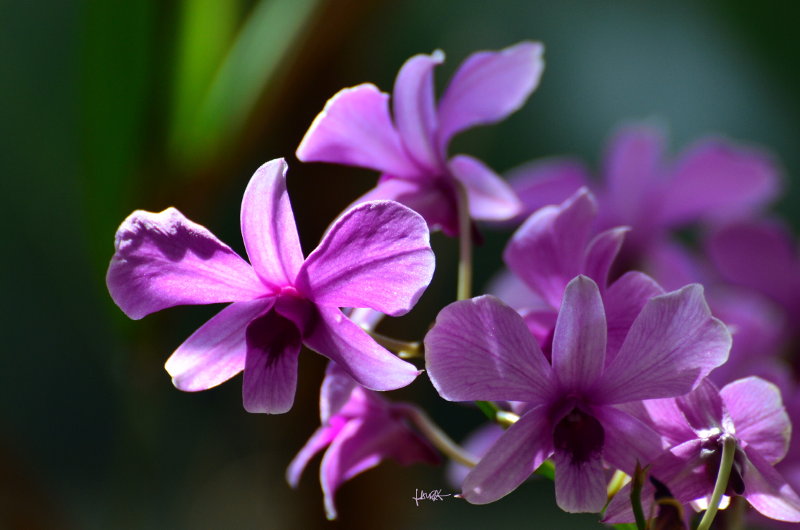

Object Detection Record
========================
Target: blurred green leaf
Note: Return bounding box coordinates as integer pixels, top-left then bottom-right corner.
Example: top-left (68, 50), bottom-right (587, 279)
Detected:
top-left (169, 0), bottom-right (321, 169)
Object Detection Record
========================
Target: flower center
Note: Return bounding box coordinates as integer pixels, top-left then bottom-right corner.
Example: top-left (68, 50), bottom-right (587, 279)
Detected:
top-left (701, 435), bottom-right (746, 495)
top-left (552, 407), bottom-right (605, 464)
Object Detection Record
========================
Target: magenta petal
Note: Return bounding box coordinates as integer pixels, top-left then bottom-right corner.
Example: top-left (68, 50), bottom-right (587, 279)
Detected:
top-left (286, 421), bottom-right (341, 488)
top-left (437, 42), bottom-right (544, 151)
top-left (507, 157), bottom-right (591, 219)
top-left (241, 312), bottom-right (302, 414)
top-left (240, 159), bottom-right (304, 287)
top-left (354, 175), bottom-right (459, 236)
top-left (504, 189), bottom-right (596, 308)
top-left (297, 201), bottom-right (434, 316)
top-left (603, 481), bottom-right (656, 524)
top-left (296, 84), bottom-right (420, 178)
top-left (424, 295), bottom-right (553, 403)
top-left (107, 208), bottom-right (266, 319)
top-left (446, 423), bottom-right (505, 488)
top-left (320, 361), bottom-right (357, 423)
top-left (461, 405), bottom-right (553, 504)
top-left (597, 405), bottom-right (664, 474)
top-left (304, 307), bottom-right (420, 391)
top-left (552, 276), bottom-right (607, 391)
top-left (675, 378), bottom-right (723, 433)
top-left (721, 377), bottom-right (791, 464)
top-left (598, 284), bottom-right (731, 403)
top-left (601, 124), bottom-right (664, 225)
top-left (643, 397), bottom-right (697, 447)
top-left (743, 446), bottom-right (800, 522)
top-left (448, 154), bottom-right (521, 221)
top-left (392, 51), bottom-right (444, 171)
top-left (165, 298), bottom-right (273, 391)
top-left (660, 139), bottom-right (781, 226)
top-left (604, 271), bottom-right (665, 361)
top-left (583, 227), bottom-right (628, 291)
top-left (552, 451), bottom-right (607, 513)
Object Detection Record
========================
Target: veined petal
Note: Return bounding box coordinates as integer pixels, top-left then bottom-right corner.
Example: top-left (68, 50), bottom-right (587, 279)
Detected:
top-left (107, 208), bottom-right (265, 319)
top-left (462, 405), bottom-right (553, 504)
top-left (449, 154), bottom-right (522, 221)
top-left (601, 124), bottom-right (664, 226)
top-left (242, 311), bottom-right (302, 414)
top-left (286, 420), bottom-right (342, 488)
top-left (165, 297), bottom-right (274, 391)
top-left (297, 201), bottom-right (434, 316)
top-left (437, 42), bottom-right (544, 151)
top-left (507, 157), bottom-right (591, 220)
top-left (552, 276), bottom-right (607, 391)
top-left (304, 307), bottom-right (420, 391)
top-left (296, 84), bottom-right (421, 178)
top-left (597, 405), bottom-right (664, 474)
top-left (721, 377), bottom-right (791, 464)
top-left (597, 284), bottom-right (731, 404)
top-left (643, 397), bottom-right (697, 447)
top-left (503, 188), bottom-right (596, 308)
top-left (675, 378), bottom-right (723, 433)
top-left (240, 159), bottom-right (303, 287)
top-left (604, 271), bottom-right (665, 362)
top-left (552, 451), bottom-right (607, 513)
top-left (425, 295), bottom-right (553, 403)
top-left (353, 175), bottom-right (459, 236)
top-left (743, 446), bottom-right (800, 522)
top-left (393, 51), bottom-right (444, 171)
top-left (660, 139), bottom-right (780, 226)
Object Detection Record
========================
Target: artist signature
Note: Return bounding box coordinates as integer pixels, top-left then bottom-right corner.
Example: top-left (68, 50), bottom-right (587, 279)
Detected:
top-left (412, 488), bottom-right (453, 506)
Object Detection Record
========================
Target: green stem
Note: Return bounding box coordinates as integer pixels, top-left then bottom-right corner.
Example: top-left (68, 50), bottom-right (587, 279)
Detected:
top-left (398, 405), bottom-right (477, 468)
top-left (697, 435), bottom-right (737, 530)
top-left (631, 463), bottom-right (648, 530)
top-left (455, 180), bottom-right (472, 301)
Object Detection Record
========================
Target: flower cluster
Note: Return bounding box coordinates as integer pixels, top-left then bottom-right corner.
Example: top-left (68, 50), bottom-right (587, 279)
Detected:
top-left (107, 42), bottom-right (800, 527)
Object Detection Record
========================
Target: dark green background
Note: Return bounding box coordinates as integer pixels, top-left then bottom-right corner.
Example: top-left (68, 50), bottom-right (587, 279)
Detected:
top-left (2, 1), bottom-right (797, 528)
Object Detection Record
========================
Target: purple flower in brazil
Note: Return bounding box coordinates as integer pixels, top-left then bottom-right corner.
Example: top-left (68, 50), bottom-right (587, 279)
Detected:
top-left (106, 158), bottom-right (434, 413)
top-left (296, 42), bottom-right (544, 235)
top-left (425, 276), bottom-right (730, 512)
top-left (604, 378), bottom-right (800, 523)
top-left (287, 362), bottom-right (438, 519)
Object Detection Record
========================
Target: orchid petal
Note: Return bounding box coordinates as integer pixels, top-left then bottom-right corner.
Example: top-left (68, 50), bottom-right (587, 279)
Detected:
top-left (504, 188), bottom-right (596, 308)
top-left (675, 378), bottom-right (723, 433)
top-left (643, 397), bottom-right (697, 447)
top-left (296, 84), bottom-right (420, 178)
top-left (598, 284), bottom-right (731, 403)
top-left (604, 271), bottom-right (665, 362)
top-left (449, 154), bottom-right (521, 221)
top-left (721, 377), bottom-right (791, 464)
top-left (165, 298), bottom-right (273, 391)
top-left (552, 276), bottom-right (607, 391)
top-left (583, 227), bottom-right (628, 291)
top-left (304, 306), bottom-right (420, 391)
top-left (742, 446), bottom-right (800, 522)
top-left (461, 405), bottom-right (553, 504)
top-left (297, 201), bottom-right (434, 316)
top-left (424, 295), bottom-right (553, 403)
top-left (320, 361), bottom-right (357, 423)
top-left (597, 405), bottom-right (664, 474)
top-left (446, 423), bottom-right (505, 488)
top-left (107, 208), bottom-right (265, 319)
top-left (552, 451), bottom-right (607, 513)
top-left (602, 481), bottom-right (656, 524)
top-left (240, 159), bottom-right (303, 287)
top-left (393, 51), bottom-right (444, 171)
top-left (507, 157), bottom-right (591, 219)
top-left (286, 420), bottom-right (342, 488)
top-left (241, 312), bottom-right (302, 414)
top-left (661, 139), bottom-right (780, 226)
top-left (438, 42), bottom-right (544, 151)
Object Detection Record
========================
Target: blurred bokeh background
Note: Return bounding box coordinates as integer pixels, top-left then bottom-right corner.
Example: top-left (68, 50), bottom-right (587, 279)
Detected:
top-left (3, 1), bottom-right (800, 528)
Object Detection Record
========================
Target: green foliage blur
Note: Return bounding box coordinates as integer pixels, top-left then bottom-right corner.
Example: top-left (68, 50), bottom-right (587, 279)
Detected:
top-left (2, 1), bottom-right (799, 528)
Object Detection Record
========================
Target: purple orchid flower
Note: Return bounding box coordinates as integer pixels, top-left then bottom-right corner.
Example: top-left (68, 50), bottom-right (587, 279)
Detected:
top-left (106, 158), bottom-right (434, 413)
top-left (287, 362), bottom-right (439, 520)
top-left (507, 123), bottom-right (780, 262)
top-left (604, 378), bottom-right (800, 524)
top-left (499, 187), bottom-right (665, 357)
top-left (424, 275), bottom-right (730, 513)
top-left (296, 42), bottom-right (544, 235)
